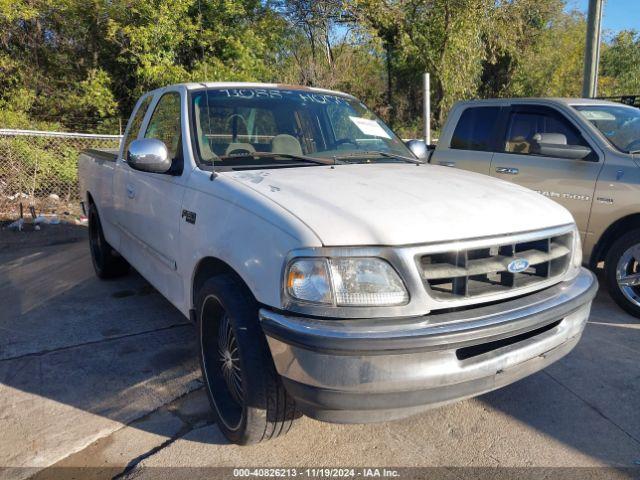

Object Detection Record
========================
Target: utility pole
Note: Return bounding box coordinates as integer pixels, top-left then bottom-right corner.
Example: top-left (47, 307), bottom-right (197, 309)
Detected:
top-left (582, 0), bottom-right (604, 98)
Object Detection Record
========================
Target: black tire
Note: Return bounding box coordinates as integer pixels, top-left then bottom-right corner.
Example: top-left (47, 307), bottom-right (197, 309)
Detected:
top-left (196, 274), bottom-right (298, 444)
top-left (88, 203), bottom-right (129, 279)
top-left (605, 229), bottom-right (640, 318)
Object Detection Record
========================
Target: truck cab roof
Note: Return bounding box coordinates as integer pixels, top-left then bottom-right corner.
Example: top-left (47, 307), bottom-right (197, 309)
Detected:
top-left (145, 82), bottom-right (355, 100)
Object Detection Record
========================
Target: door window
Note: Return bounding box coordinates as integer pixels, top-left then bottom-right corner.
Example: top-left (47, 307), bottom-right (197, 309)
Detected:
top-left (504, 109), bottom-right (589, 155)
top-left (450, 107), bottom-right (500, 151)
top-left (122, 96), bottom-right (152, 156)
top-left (144, 92), bottom-right (182, 160)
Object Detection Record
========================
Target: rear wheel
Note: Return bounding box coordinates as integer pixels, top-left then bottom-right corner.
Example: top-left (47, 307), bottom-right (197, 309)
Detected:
top-left (196, 274), bottom-right (298, 444)
top-left (88, 203), bottom-right (129, 279)
top-left (605, 229), bottom-right (640, 318)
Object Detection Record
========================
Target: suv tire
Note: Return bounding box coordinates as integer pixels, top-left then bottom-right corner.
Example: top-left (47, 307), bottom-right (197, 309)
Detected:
top-left (605, 229), bottom-right (640, 318)
top-left (196, 274), bottom-right (298, 444)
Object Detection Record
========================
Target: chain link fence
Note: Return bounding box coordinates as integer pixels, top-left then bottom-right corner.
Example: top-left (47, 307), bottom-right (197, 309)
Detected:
top-left (0, 129), bottom-right (122, 220)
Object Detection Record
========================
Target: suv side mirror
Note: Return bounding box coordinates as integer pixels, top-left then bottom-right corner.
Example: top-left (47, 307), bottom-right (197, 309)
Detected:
top-left (127, 138), bottom-right (172, 173)
top-left (405, 139), bottom-right (430, 160)
top-left (531, 133), bottom-right (592, 160)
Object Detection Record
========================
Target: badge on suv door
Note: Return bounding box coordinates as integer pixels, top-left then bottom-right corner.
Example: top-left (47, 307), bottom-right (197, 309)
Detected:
top-left (507, 258), bottom-right (530, 273)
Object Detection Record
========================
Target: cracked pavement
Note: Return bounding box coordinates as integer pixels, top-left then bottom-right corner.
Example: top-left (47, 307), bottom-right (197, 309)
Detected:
top-left (1, 229), bottom-right (639, 479)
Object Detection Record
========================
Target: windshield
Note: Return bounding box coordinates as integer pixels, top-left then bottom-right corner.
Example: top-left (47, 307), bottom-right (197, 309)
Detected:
top-left (191, 87), bottom-right (414, 169)
top-left (573, 104), bottom-right (640, 153)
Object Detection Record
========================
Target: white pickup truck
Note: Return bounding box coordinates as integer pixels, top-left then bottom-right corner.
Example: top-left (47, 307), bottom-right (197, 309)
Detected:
top-left (79, 83), bottom-right (597, 444)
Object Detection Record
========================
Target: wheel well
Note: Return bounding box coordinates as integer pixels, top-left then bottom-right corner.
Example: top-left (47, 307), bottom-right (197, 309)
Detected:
top-left (192, 257), bottom-right (249, 307)
top-left (591, 214), bottom-right (640, 267)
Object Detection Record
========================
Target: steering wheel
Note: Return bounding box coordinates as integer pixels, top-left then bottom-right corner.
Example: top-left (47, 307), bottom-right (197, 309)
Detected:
top-left (333, 138), bottom-right (359, 149)
top-left (626, 139), bottom-right (640, 152)
top-left (225, 143), bottom-right (256, 156)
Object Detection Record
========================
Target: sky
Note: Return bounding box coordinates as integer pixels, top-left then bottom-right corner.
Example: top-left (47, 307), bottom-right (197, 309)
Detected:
top-left (566, 0), bottom-right (640, 37)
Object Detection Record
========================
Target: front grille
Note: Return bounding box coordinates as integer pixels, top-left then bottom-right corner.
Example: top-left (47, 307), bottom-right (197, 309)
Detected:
top-left (419, 231), bottom-right (573, 300)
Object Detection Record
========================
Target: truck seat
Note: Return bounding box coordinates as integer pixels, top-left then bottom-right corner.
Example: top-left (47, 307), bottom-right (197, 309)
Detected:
top-left (271, 134), bottom-right (303, 156)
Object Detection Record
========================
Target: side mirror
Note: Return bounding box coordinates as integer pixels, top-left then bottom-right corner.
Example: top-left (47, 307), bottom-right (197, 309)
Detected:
top-left (531, 133), bottom-right (592, 160)
top-left (127, 138), bottom-right (172, 173)
top-left (405, 139), bottom-right (430, 160)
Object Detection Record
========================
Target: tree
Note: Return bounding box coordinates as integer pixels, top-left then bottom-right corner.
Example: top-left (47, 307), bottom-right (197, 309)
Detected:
top-left (600, 30), bottom-right (640, 96)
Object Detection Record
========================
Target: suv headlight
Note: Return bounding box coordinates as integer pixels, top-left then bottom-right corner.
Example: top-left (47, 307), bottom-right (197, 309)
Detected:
top-left (286, 257), bottom-right (409, 307)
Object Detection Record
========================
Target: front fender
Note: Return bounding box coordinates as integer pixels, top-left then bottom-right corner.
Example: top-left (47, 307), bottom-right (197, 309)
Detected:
top-left (179, 170), bottom-right (322, 314)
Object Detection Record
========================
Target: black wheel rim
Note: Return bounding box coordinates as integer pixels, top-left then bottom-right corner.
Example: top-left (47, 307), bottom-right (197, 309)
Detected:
top-left (201, 296), bottom-right (244, 430)
top-left (218, 313), bottom-right (244, 404)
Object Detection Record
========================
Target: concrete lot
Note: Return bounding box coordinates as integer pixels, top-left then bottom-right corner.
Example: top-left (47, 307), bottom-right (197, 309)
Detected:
top-left (1, 227), bottom-right (639, 479)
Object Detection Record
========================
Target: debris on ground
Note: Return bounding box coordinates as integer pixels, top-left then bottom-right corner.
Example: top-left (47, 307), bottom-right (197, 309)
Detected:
top-left (7, 218), bottom-right (24, 231)
top-left (0, 220), bottom-right (88, 251)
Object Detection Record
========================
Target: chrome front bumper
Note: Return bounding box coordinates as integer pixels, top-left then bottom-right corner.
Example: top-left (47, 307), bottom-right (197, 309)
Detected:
top-left (260, 268), bottom-right (597, 423)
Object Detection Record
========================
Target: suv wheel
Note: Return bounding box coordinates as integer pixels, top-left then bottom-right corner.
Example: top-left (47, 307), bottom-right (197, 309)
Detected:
top-left (196, 274), bottom-right (298, 444)
top-left (605, 229), bottom-right (640, 318)
top-left (88, 203), bottom-right (129, 279)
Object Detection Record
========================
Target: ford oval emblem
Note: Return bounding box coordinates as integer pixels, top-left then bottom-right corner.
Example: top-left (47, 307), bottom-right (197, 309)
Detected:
top-left (507, 258), bottom-right (530, 273)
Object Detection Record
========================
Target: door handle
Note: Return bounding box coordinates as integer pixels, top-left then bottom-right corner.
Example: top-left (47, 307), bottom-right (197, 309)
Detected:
top-left (438, 161), bottom-right (456, 167)
top-left (495, 167), bottom-right (519, 175)
top-left (126, 184), bottom-right (136, 199)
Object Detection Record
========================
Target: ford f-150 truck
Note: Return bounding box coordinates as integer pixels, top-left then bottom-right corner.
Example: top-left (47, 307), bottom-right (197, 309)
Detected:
top-left (413, 98), bottom-right (640, 317)
top-left (79, 83), bottom-right (597, 444)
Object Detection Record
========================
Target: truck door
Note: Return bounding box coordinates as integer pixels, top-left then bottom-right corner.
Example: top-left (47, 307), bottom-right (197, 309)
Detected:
top-left (431, 105), bottom-right (502, 175)
top-left (491, 105), bottom-right (603, 238)
top-left (118, 89), bottom-right (187, 307)
top-left (113, 94), bottom-right (153, 245)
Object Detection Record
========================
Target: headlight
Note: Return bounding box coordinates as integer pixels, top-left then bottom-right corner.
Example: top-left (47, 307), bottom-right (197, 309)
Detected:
top-left (285, 257), bottom-right (409, 307)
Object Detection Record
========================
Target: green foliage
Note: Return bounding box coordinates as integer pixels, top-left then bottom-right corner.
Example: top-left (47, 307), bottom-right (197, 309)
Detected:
top-left (507, 12), bottom-right (586, 97)
top-left (0, 0), bottom-right (638, 139)
top-left (0, 137), bottom-right (80, 198)
top-left (600, 30), bottom-right (640, 95)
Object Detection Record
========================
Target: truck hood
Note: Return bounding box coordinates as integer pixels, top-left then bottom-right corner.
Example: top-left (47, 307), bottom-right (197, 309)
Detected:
top-left (226, 163), bottom-right (575, 246)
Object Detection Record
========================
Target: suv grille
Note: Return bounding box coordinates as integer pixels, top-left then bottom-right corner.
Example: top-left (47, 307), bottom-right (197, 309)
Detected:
top-left (419, 231), bottom-right (573, 300)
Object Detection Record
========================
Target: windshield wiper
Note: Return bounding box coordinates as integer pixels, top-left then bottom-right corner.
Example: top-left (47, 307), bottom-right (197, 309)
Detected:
top-left (333, 150), bottom-right (424, 165)
top-left (220, 151), bottom-right (335, 166)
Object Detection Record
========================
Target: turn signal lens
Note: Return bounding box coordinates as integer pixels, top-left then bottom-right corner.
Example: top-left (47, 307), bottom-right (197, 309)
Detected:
top-left (286, 259), bottom-right (332, 304)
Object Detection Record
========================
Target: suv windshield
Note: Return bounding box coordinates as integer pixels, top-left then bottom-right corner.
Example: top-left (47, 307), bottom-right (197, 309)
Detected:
top-left (573, 104), bottom-right (640, 153)
top-left (191, 87), bottom-right (414, 169)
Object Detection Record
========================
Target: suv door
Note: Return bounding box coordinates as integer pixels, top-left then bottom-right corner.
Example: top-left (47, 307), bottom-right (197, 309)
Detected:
top-left (491, 105), bottom-right (603, 238)
top-left (432, 105), bottom-right (502, 174)
top-left (119, 89), bottom-right (187, 306)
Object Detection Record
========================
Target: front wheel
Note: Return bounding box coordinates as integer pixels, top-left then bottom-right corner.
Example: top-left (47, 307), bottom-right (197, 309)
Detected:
top-left (605, 229), bottom-right (640, 318)
top-left (196, 274), bottom-right (298, 444)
